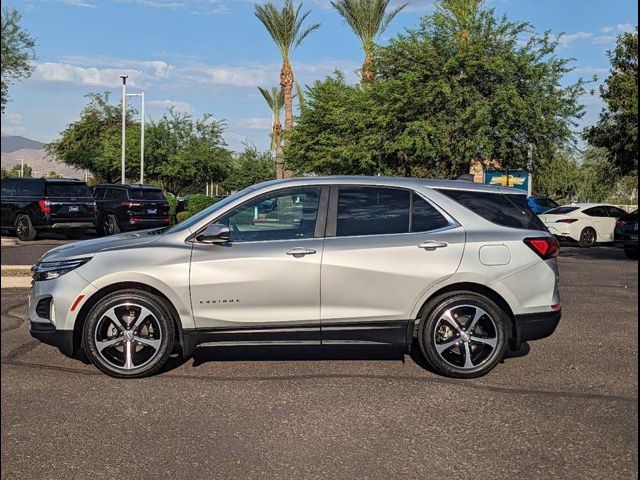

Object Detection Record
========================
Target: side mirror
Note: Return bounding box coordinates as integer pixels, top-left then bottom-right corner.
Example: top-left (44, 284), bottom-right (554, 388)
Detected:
top-left (195, 223), bottom-right (230, 244)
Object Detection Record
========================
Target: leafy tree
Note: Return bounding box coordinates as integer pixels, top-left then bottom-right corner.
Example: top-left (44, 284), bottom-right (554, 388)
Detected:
top-left (331, 0), bottom-right (406, 81)
top-left (4, 162), bottom-right (33, 178)
top-left (287, 1), bottom-right (585, 178)
top-left (46, 93), bottom-right (141, 183)
top-left (532, 149), bottom-right (580, 202)
top-left (145, 109), bottom-right (232, 195)
top-left (222, 146), bottom-right (275, 192)
top-left (255, 0), bottom-right (320, 172)
top-left (575, 147), bottom-right (619, 203)
top-left (258, 86), bottom-right (284, 177)
top-left (1, 8), bottom-right (36, 112)
top-left (585, 29), bottom-right (638, 176)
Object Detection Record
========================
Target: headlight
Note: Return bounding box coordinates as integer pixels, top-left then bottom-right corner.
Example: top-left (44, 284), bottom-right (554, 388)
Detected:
top-left (31, 258), bottom-right (92, 282)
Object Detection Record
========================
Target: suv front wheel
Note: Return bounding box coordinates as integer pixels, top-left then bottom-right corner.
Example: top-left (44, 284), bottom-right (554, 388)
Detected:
top-left (82, 290), bottom-right (175, 378)
top-left (418, 292), bottom-right (509, 379)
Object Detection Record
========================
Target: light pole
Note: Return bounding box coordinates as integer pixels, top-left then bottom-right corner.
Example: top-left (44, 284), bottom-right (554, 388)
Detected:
top-left (119, 74), bottom-right (128, 184)
top-left (126, 91), bottom-right (145, 184)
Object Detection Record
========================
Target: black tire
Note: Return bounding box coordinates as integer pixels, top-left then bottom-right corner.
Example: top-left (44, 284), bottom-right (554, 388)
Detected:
top-left (104, 214), bottom-right (121, 236)
top-left (578, 227), bottom-right (597, 248)
top-left (418, 291), bottom-right (509, 379)
top-left (625, 249), bottom-right (639, 260)
top-left (82, 290), bottom-right (175, 378)
top-left (15, 214), bottom-right (37, 241)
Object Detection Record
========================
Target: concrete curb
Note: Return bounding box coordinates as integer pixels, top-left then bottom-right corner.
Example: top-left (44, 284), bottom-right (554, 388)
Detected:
top-left (1, 277), bottom-right (31, 288)
top-left (1, 265), bottom-right (32, 277)
top-left (1, 237), bottom-right (19, 247)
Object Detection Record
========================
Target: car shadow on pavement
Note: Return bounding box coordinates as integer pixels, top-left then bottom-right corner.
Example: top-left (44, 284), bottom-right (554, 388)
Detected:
top-left (160, 341), bottom-right (531, 375)
top-left (559, 243), bottom-right (632, 261)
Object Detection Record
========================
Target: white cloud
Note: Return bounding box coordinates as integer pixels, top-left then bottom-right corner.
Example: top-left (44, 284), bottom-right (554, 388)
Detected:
top-left (56, 0), bottom-right (97, 7)
top-left (146, 99), bottom-right (192, 112)
top-left (1, 113), bottom-right (26, 136)
top-left (32, 62), bottom-right (151, 88)
top-left (233, 117), bottom-right (272, 130)
top-left (574, 66), bottom-right (609, 75)
top-left (592, 35), bottom-right (617, 45)
top-left (617, 23), bottom-right (635, 33)
top-left (600, 26), bottom-right (616, 33)
top-left (557, 31), bottom-right (593, 46)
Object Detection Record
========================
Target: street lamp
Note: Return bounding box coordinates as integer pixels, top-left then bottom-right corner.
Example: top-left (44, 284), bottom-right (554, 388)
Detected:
top-left (126, 91), bottom-right (145, 184)
top-left (119, 74), bottom-right (128, 184)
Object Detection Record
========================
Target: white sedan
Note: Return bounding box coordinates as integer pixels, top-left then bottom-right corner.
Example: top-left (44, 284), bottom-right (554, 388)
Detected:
top-left (539, 203), bottom-right (628, 248)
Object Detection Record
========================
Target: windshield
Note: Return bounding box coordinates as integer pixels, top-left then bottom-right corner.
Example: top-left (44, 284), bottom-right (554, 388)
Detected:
top-left (129, 188), bottom-right (165, 201)
top-left (165, 186), bottom-right (255, 234)
top-left (545, 206), bottom-right (579, 215)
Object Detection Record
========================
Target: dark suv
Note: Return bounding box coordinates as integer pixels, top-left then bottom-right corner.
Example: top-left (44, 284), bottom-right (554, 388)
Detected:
top-left (94, 184), bottom-right (170, 235)
top-left (0, 178), bottom-right (97, 241)
top-left (615, 210), bottom-right (639, 260)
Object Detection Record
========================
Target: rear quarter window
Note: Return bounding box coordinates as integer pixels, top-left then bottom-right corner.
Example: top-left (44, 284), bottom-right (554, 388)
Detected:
top-left (439, 189), bottom-right (546, 231)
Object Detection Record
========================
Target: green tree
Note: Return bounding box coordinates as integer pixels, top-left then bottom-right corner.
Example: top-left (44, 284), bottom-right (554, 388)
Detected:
top-left (145, 109), bottom-right (232, 195)
top-left (287, 1), bottom-right (585, 178)
top-left (222, 146), bottom-right (275, 192)
top-left (532, 149), bottom-right (580, 202)
top-left (258, 86), bottom-right (285, 177)
top-left (46, 93), bottom-right (141, 183)
top-left (331, 0), bottom-right (406, 82)
top-left (1, 8), bottom-right (36, 112)
top-left (585, 29), bottom-right (638, 176)
top-left (255, 0), bottom-right (320, 174)
top-left (575, 147), bottom-right (618, 203)
top-left (5, 162), bottom-right (32, 177)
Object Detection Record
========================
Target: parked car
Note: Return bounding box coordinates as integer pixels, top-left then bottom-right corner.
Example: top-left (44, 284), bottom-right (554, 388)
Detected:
top-left (527, 195), bottom-right (559, 214)
top-left (29, 176), bottom-right (561, 379)
top-left (539, 203), bottom-right (628, 248)
top-left (93, 184), bottom-right (171, 235)
top-left (614, 210), bottom-right (638, 260)
top-left (1, 178), bottom-right (96, 241)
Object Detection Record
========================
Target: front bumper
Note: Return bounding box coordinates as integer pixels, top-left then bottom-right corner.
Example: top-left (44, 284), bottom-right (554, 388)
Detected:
top-left (514, 310), bottom-right (561, 345)
top-left (29, 322), bottom-right (74, 356)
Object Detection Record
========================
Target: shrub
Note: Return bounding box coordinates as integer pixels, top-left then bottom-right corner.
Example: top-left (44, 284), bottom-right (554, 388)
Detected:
top-left (165, 192), bottom-right (179, 219)
top-left (176, 211), bottom-right (191, 223)
top-left (186, 194), bottom-right (218, 216)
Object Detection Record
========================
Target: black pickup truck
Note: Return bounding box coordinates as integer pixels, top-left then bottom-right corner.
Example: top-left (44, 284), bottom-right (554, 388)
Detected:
top-left (1, 178), bottom-right (97, 241)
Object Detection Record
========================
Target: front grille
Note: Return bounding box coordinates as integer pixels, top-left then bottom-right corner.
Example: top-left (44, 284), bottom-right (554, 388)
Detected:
top-left (36, 297), bottom-right (52, 320)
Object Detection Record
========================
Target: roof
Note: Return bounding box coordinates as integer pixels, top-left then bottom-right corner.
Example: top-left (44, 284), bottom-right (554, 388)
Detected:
top-left (95, 183), bottom-right (162, 189)
top-left (251, 175), bottom-right (526, 194)
top-left (2, 177), bottom-right (84, 183)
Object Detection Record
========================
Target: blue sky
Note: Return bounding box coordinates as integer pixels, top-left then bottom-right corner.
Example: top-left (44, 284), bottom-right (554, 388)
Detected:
top-left (1, 0), bottom-right (637, 151)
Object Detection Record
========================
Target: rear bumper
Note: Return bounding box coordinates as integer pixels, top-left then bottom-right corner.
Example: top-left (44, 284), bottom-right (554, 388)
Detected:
top-left (514, 310), bottom-right (561, 344)
top-left (614, 234), bottom-right (638, 249)
top-left (36, 221), bottom-right (97, 230)
top-left (29, 321), bottom-right (74, 356)
top-left (122, 218), bottom-right (171, 230)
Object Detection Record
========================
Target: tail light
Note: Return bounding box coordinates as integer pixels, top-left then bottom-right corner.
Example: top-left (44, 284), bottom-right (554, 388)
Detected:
top-left (38, 199), bottom-right (51, 214)
top-left (616, 220), bottom-right (629, 228)
top-left (556, 219), bottom-right (578, 224)
top-left (524, 237), bottom-right (560, 260)
top-left (122, 201), bottom-right (142, 207)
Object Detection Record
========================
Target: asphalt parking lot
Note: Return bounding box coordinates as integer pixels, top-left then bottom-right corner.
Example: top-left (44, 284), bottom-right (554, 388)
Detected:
top-left (1, 243), bottom-right (638, 479)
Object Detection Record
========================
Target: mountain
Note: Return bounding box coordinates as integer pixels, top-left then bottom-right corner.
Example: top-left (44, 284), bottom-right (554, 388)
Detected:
top-left (1, 135), bottom-right (86, 179)
top-left (1, 135), bottom-right (45, 153)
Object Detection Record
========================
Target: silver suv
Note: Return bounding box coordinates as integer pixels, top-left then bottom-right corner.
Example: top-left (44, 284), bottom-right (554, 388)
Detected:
top-left (29, 177), bottom-right (561, 379)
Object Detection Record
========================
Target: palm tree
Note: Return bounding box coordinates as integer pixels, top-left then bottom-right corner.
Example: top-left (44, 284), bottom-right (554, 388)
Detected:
top-left (255, 0), bottom-right (320, 164)
top-left (437, 0), bottom-right (484, 42)
top-left (331, 0), bottom-right (407, 82)
top-left (258, 86), bottom-right (285, 178)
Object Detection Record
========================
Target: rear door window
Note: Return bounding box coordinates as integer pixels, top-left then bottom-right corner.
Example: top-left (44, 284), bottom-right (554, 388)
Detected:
top-left (439, 189), bottom-right (546, 231)
top-left (45, 182), bottom-right (92, 197)
top-left (1, 179), bottom-right (16, 196)
top-left (336, 187), bottom-right (410, 237)
top-left (584, 207), bottom-right (607, 217)
top-left (93, 187), bottom-right (106, 200)
top-left (605, 206), bottom-right (627, 218)
top-left (16, 180), bottom-right (44, 196)
top-left (128, 189), bottom-right (165, 201)
top-left (105, 188), bottom-right (127, 200)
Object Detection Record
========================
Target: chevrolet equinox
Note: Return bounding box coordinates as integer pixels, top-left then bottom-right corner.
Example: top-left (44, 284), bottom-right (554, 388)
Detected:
top-left (28, 177), bottom-right (561, 378)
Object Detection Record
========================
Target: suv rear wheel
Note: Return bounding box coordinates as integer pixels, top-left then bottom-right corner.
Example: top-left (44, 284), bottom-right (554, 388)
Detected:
top-left (418, 292), bottom-right (509, 379)
top-left (15, 214), bottom-right (37, 241)
top-left (82, 290), bottom-right (175, 378)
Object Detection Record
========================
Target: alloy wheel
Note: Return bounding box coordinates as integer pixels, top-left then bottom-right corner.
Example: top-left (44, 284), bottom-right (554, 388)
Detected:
top-left (94, 303), bottom-right (163, 370)
top-left (16, 217), bottom-right (28, 239)
top-left (432, 305), bottom-right (499, 370)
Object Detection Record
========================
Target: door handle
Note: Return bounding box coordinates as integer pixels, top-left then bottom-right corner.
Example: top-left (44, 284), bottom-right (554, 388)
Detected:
top-left (285, 247), bottom-right (317, 257)
top-left (418, 240), bottom-right (449, 251)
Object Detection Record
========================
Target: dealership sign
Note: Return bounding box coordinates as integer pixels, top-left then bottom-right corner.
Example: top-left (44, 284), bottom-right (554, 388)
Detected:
top-left (484, 169), bottom-right (532, 195)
